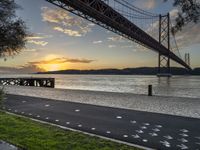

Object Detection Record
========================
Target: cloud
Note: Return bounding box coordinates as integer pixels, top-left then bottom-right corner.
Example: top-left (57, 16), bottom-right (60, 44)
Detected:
top-left (134, 0), bottom-right (158, 10)
top-left (27, 40), bottom-right (48, 46)
top-left (41, 7), bottom-right (94, 37)
top-left (53, 26), bottom-right (82, 37)
top-left (107, 36), bottom-right (125, 42)
top-left (29, 57), bottom-right (95, 65)
top-left (23, 48), bottom-right (37, 52)
top-left (108, 45), bottom-right (116, 48)
top-left (93, 40), bottom-right (103, 44)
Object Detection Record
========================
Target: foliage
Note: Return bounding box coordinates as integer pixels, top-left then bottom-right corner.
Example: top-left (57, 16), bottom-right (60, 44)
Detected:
top-left (0, 0), bottom-right (28, 58)
top-left (165, 0), bottom-right (200, 34)
top-left (0, 112), bottom-right (140, 150)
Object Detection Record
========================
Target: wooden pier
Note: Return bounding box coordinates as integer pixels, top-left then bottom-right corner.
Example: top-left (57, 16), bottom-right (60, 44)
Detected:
top-left (0, 78), bottom-right (55, 88)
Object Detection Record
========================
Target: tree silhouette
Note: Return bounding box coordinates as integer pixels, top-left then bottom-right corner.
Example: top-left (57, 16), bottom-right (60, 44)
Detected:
top-left (164, 0), bottom-right (200, 34)
top-left (0, 0), bottom-right (28, 59)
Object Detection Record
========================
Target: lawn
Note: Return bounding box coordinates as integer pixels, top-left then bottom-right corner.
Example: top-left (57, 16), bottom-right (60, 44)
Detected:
top-left (0, 111), bottom-right (141, 150)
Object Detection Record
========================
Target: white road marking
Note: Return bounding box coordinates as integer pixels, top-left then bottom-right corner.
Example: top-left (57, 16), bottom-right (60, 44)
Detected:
top-left (196, 142), bottom-right (200, 145)
top-left (66, 122), bottom-right (70, 125)
top-left (143, 123), bottom-right (150, 126)
top-left (91, 128), bottom-right (96, 130)
top-left (55, 119), bottom-right (59, 122)
top-left (160, 141), bottom-right (171, 147)
top-left (14, 110), bottom-right (18, 112)
top-left (149, 133), bottom-right (158, 137)
top-left (180, 129), bottom-right (189, 133)
top-left (152, 128), bottom-right (160, 132)
top-left (75, 109), bottom-right (80, 112)
top-left (196, 137), bottom-right (200, 140)
top-left (180, 133), bottom-right (188, 137)
top-left (132, 134), bottom-right (140, 139)
top-left (8, 108), bottom-right (11, 111)
top-left (116, 116), bottom-right (122, 119)
top-left (130, 120), bottom-right (137, 124)
top-left (123, 135), bottom-right (128, 138)
top-left (164, 135), bottom-right (173, 140)
top-left (22, 101), bottom-right (26, 103)
top-left (155, 125), bottom-right (162, 128)
top-left (45, 104), bottom-right (50, 107)
top-left (106, 131), bottom-right (111, 134)
top-left (37, 115), bottom-right (40, 118)
top-left (78, 124), bottom-right (82, 127)
top-left (21, 112), bottom-right (24, 114)
top-left (142, 139), bottom-right (148, 142)
top-left (136, 130), bottom-right (144, 134)
top-left (45, 117), bottom-right (49, 120)
top-left (177, 144), bottom-right (188, 149)
top-left (178, 138), bottom-right (188, 143)
top-left (29, 113), bottom-right (32, 116)
top-left (141, 126), bottom-right (147, 129)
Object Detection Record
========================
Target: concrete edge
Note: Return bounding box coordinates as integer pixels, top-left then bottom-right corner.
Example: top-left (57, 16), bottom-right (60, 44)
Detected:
top-left (5, 111), bottom-right (154, 150)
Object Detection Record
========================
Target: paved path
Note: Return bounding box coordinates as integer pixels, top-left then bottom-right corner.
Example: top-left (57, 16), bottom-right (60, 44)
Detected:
top-left (4, 94), bottom-right (200, 150)
top-left (0, 140), bottom-right (19, 150)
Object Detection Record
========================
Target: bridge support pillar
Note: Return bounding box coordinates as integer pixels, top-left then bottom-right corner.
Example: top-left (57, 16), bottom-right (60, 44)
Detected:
top-left (158, 13), bottom-right (171, 77)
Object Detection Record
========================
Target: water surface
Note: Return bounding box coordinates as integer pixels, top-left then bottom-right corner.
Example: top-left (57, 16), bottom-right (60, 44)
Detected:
top-left (1, 74), bottom-right (200, 98)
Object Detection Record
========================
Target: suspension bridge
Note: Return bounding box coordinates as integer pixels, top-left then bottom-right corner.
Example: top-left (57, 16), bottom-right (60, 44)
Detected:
top-left (45, 0), bottom-right (192, 75)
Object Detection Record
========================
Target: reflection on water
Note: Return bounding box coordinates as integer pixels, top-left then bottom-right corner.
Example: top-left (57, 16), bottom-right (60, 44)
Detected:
top-left (0, 74), bottom-right (200, 98)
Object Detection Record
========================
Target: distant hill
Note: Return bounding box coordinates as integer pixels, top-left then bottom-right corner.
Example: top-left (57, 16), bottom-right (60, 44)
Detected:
top-left (37, 67), bottom-right (200, 75)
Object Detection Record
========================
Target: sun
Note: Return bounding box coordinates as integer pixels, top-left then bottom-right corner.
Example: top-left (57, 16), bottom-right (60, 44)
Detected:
top-left (37, 54), bottom-right (68, 71)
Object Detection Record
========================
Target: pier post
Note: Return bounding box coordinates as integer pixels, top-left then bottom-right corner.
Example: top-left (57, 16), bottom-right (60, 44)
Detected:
top-left (148, 85), bottom-right (153, 96)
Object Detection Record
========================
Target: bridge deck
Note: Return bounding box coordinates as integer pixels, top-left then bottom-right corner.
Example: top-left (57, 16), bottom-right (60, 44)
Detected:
top-left (46, 0), bottom-right (191, 70)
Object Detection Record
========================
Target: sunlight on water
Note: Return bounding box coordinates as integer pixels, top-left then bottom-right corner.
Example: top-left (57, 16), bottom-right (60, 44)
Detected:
top-left (0, 74), bottom-right (200, 98)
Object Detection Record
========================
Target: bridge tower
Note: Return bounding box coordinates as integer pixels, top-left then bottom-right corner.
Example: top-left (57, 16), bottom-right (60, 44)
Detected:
top-left (158, 13), bottom-right (171, 77)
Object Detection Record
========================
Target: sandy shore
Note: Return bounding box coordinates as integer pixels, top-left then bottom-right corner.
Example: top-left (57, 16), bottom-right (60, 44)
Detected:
top-left (3, 85), bottom-right (200, 119)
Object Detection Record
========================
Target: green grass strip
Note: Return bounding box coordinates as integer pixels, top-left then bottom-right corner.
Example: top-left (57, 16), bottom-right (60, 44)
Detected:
top-left (0, 112), bottom-right (141, 150)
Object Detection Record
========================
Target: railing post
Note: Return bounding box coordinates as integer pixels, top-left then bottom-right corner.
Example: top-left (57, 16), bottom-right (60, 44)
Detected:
top-left (148, 85), bottom-right (152, 96)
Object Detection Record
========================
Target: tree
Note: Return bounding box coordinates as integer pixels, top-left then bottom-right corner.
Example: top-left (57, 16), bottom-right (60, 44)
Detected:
top-left (0, 0), bottom-right (28, 59)
top-left (164, 0), bottom-right (200, 34)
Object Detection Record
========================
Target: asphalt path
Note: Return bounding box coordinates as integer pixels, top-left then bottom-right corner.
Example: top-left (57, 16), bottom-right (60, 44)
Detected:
top-left (3, 94), bottom-right (200, 150)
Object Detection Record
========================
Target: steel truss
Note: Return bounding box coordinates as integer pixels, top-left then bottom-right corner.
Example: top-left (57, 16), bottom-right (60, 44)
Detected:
top-left (46, 0), bottom-right (191, 70)
top-left (158, 14), bottom-right (171, 74)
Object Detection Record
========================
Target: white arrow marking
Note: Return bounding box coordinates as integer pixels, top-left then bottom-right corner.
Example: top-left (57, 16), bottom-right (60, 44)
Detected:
top-left (177, 144), bottom-right (188, 149)
top-left (132, 134), bottom-right (140, 139)
top-left (45, 104), bottom-right (50, 107)
top-left (116, 116), bottom-right (122, 119)
top-left (130, 120), bottom-right (137, 124)
top-left (141, 126), bottom-right (147, 129)
top-left (152, 128), bottom-right (160, 132)
top-left (149, 132), bottom-right (158, 137)
top-left (143, 123), bottom-right (150, 126)
top-left (160, 141), bottom-right (171, 147)
top-left (106, 131), bottom-right (111, 134)
top-left (196, 137), bottom-right (200, 140)
top-left (180, 129), bottom-right (189, 133)
top-left (136, 130), bottom-right (144, 134)
top-left (123, 135), bottom-right (128, 138)
top-left (155, 125), bottom-right (162, 128)
top-left (164, 135), bottom-right (173, 140)
top-left (180, 133), bottom-right (189, 137)
top-left (178, 138), bottom-right (188, 143)
top-left (143, 139), bottom-right (148, 142)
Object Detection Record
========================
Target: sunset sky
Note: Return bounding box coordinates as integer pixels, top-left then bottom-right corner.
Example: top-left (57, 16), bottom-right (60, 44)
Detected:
top-left (0, 0), bottom-right (200, 73)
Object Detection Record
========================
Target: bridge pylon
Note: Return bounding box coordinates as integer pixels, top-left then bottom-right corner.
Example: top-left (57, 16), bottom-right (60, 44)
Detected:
top-left (157, 13), bottom-right (172, 77)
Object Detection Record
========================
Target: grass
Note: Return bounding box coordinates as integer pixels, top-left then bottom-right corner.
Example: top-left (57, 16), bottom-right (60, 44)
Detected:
top-left (0, 112), bottom-right (141, 150)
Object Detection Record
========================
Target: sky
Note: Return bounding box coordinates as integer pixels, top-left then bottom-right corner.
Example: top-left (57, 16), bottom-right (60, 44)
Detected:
top-left (0, 0), bottom-right (200, 73)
